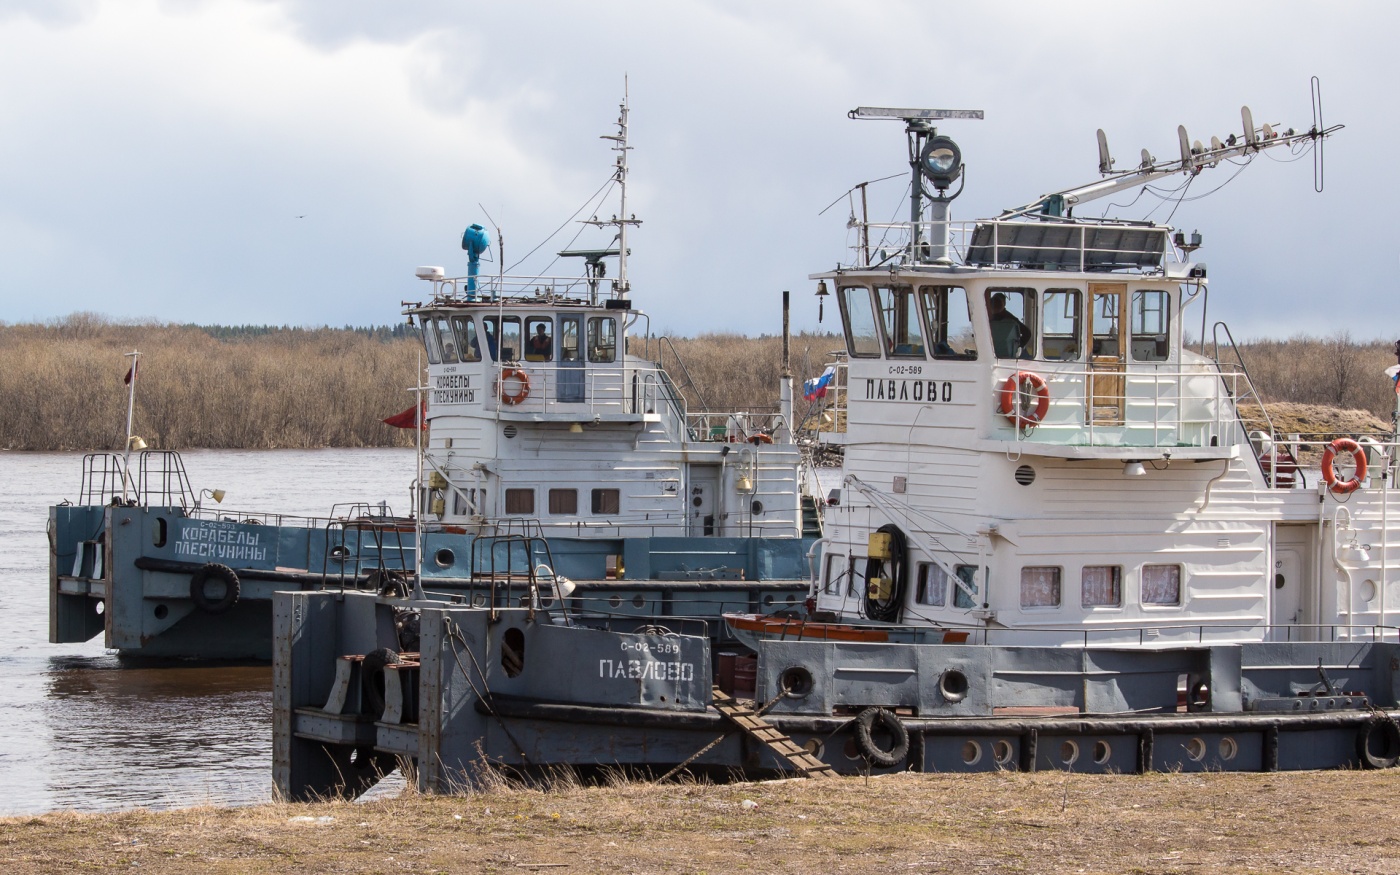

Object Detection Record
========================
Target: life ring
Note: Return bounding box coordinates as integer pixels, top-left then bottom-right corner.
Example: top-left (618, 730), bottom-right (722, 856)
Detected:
top-left (998, 371), bottom-right (1050, 427)
top-left (361, 647), bottom-right (401, 718)
top-left (748, 433), bottom-right (773, 445)
top-left (1321, 438), bottom-right (1367, 495)
top-left (853, 706), bottom-right (910, 768)
top-left (1356, 718), bottom-right (1400, 769)
top-left (498, 368), bottom-right (531, 405)
top-left (189, 562), bottom-right (239, 614)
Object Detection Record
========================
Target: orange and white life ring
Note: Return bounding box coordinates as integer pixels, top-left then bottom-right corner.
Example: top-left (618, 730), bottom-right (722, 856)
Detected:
top-left (1322, 437), bottom-right (1367, 495)
top-left (747, 433), bottom-right (773, 445)
top-left (998, 371), bottom-right (1050, 427)
top-left (498, 368), bottom-right (531, 405)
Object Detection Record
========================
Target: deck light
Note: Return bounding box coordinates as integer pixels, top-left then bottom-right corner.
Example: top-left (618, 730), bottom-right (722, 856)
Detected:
top-left (127, 435), bottom-right (147, 451)
top-left (569, 423), bottom-right (584, 434)
top-left (919, 135), bottom-right (962, 190)
top-left (1123, 461), bottom-right (1146, 477)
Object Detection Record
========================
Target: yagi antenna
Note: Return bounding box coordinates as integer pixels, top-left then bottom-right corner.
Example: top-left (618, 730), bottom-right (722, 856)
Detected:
top-left (1311, 75), bottom-right (1326, 192)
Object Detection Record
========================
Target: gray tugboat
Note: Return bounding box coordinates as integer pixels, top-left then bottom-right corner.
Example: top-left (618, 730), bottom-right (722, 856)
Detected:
top-left (274, 98), bottom-right (1400, 802)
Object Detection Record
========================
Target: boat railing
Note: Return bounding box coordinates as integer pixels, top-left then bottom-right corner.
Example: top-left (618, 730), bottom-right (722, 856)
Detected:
top-left (994, 360), bottom-right (1251, 452)
top-left (685, 409), bottom-right (787, 443)
top-left (321, 516), bottom-right (417, 592)
top-left (425, 272), bottom-right (597, 304)
top-left (851, 217), bottom-right (1172, 273)
top-left (78, 450), bottom-right (194, 508)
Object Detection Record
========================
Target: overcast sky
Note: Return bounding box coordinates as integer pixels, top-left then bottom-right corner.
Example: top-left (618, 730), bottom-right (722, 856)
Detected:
top-left (0, 0), bottom-right (1395, 340)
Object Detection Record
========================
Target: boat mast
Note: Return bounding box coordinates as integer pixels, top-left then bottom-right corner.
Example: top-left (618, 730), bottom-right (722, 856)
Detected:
top-left (590, 85), bottom-right (641, 300)
top-left (121, 349), bottom-right (140, 502)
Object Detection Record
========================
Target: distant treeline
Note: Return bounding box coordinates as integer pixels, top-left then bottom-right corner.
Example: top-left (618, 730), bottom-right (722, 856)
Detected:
top-left (0, 314), bottom-right (1393, 451)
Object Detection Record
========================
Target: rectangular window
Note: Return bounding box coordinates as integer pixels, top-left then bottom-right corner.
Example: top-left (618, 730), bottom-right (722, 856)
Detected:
top-left (1142, 564), bottom-right (1182, 606)
top-left (590, 488), bottom-right (620, 515)
top-left (987, 289), bottom-right (1035, 359)
top-left (824, 554), bottom-right (845, 595)
top-left (847, 556), bottom-right (864, 596)
top-left (1041, 289), bottom-right (1082, 361)
top-left (421, 317), bottom-right (443, 365)
top-left (1131, 290), bottom-right (1171, 362)
top-left (915, 563), bottom-right (947, 606)
top-left (1091, 290), bottom-right (1121, 357)
top-left (1081, 565), bottom-right (1123, 607)
top-left (952, 564), bottom-right (980, 609)
top-left (481, 316), bottom-right (522, 362)
top-left (920, 285), bottom-right (978, 360)
top-left (559, 316), bottom-right (581, 362)
top-left (1020, 566), bottom-right (1061, 608)
top-left (451, 315), bottom-right (481, 362)
top-left (875, 286), bottom-right (926, 357)
top-left (840, 286), bottom-right (882, 357)
top-left (547, 488), bottom-right (577, 515)
top-left (504, 488), bottom-right (535, 515)
top-left (587, 317), bottom-right (616, 363)
top-left (525, 317), bottom-right (554, 362)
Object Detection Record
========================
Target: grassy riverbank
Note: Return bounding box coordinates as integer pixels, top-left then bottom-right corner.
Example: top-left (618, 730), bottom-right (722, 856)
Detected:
top-left (3, 770), bottom-right (1398, 873)
top-left (0, 314), bottom-right (1394, 451)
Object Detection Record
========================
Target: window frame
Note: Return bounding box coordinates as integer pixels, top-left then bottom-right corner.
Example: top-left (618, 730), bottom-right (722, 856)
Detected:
top-left (915, 563), bottom-right (947, 607)
top-left (1081, 564), bottom-right (1124, 609)
top-left (919, 285), bottom-right (979, 361)
top-left (951, 564), bottom-right (981, 609)
top-left (838, 285), bottom-right (883, 358)
top-left (450, 315), bottom-right (482, 362)
top-left (875, 285), bottom-right (927, 358)
top-left (1040, 288), bottom-right (1083, 362)
top-left (986, 287), bottom-right (1036, 360)
top-left (504, 488), bottom-right (535, 516)
top-left (1142, 564), bottom-right (1183, 607)
top-left (1019, 565), bottom-right (1063, 610)
top-left (1130, 288), bottom-right (1172, 362)
top-left (547, 488), bottom-right (577, 515)
top-left (590, 487), bottom-right (620, 515)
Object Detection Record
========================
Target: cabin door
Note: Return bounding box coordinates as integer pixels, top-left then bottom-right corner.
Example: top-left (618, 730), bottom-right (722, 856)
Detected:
top-left (1087, 283), bottom-right (1126, 425)
top-left (689, 466), bottom-right (720, 536)
top-left (556, 315), bottom-right (585, 403)
top-left (1273, 525), bottom-right (1317, 639)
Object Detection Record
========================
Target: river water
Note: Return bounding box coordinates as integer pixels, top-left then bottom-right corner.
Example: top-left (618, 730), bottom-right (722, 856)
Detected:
top-left (0, 448), bottom-right (415, 815)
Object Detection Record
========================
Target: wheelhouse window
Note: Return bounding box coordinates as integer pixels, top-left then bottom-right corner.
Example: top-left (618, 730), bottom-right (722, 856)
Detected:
top-left (839, 286), bottom-right (882, 358)
top-left (951, 564), bottom-right (980, 609)
top-left (559, 316), bottom-right (581, 362)
top-left (525, 317), bottom-right (553, 362)
top-left (919, 286), bottom-right (977, 360)
top-left (987, 289), bottom-right (1035, 359)
top-left (1020, 566), bottom-right (1061, 608)
top-left (876, 286), bottom-right (926, 357)
top-left (451, 315), bottom-right (481, 362)
top-left (1082, 565), bottom-right (1122, 608)
top-left (1142, 564), bottom-right (1182, 606)
top-left (421, 317), bottom-right (443, 365)
top-left (587, 317), bottom-right (616, 363)
top-left (504, 488), bottom-right (535, 516)
top-left (1041, 289), bottom-right (1082, 362)
top-left (915, 563), bottom-right (947, 606)
top-left (548, 488), bottom-right (577, 515)
top-left (482, 316), bottom-right (522, 362)
top-left (590, 488), bottom-right (620, 515)
top-left (1131, 290), bottom-right (1171, 362)
top-left (1091, 290), bottom-right (1121, 357)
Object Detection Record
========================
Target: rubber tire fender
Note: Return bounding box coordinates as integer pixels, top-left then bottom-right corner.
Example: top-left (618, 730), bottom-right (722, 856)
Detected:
top-left (189, 563), bottom-right (240, 615)
top-left (1357, 718), bottom-right (1400, 769)
top-left (854, 706), bottom-right (910, 768)
top-left (361, 647), bottom-right (401, 718)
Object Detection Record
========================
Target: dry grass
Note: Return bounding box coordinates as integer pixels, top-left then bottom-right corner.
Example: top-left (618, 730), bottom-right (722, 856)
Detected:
top-left (4, 770), bottom-right (1400, 873)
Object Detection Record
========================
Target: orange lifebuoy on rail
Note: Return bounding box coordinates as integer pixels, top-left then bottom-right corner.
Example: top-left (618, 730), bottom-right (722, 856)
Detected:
top-left (748, 433), bottom-right (773, 445)
top-left (998, 371), bottom-right (1051, 427)
top-left (1322, 437), bottom-right (1367, 495)
top-left (498, 368), bottom-right (531, 405)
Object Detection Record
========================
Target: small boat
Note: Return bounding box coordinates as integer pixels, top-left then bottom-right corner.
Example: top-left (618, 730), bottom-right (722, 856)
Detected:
top-left (722, 611), bottom-right (971, 648)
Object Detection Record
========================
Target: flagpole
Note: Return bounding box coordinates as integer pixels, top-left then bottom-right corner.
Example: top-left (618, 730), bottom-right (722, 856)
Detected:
top-left (413, 350), bottom-right (425, 600)
top-left (121, 350), bottom-right (141, 502)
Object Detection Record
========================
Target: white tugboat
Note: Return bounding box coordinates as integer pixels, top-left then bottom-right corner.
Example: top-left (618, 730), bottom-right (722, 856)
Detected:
top-left (48, 96), bottom-right (817, 660)
top-left (275, 99), bottom-right (1400, 801)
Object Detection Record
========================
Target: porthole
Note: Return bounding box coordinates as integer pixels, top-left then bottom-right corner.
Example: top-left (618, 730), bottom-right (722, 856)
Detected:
top-left (961, 740), bottom-right (983, 766)
top-left (992, 740), bottom-right (1014, 767)
top-left (803, 738), bottom-right (825, 759)
top-left (1093, 740), bottom-right (1111, 765)
top-left (751, 500), bottom-right (764, 514)
top-left (434, 548), bottom-right (456, 568)
top-left (1059, 740), bottom-right (1080, 765)
top-left (762, 595), bottom-right (774, 606)
top-left (153, 518), bottom-right (167, 548)
top-left (95, 601), bottom-right (105, 616)
top-left (329, 545), bottom-right (351, 562)
top-left (1219, 737), bottom-right (1238, 761)
top-left (631, 594), bottom-right (646, 609)
top-left (154, 604), bottom-right (169, 620)
top-left (1361, 579), bottom-right (1378, 602)
top-left (1274, 573), bottom-right (1285, 589)
top-left (1014, 465), bottom-right (1036, 486)
top-left (1185, 737), bottom-right (1207, 761)
top-left (608, 594), bottom-right (622, 608)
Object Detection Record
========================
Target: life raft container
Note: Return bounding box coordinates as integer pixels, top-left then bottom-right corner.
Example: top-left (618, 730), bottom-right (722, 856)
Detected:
top-left (498, 368), bottom-right (531, 405)
top-left (1321, 437), bottom-right (1367, 495)
top-left (998, 371), bottom-right (1050, 427)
